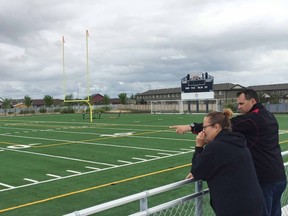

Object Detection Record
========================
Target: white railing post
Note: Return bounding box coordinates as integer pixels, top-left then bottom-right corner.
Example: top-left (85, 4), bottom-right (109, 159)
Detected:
top-left (194, 180), bottom-right (203, 216)
top-left (139, 191), bottom-right (149, 211)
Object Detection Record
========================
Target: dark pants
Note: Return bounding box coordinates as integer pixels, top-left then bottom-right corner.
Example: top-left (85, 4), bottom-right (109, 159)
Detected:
top-left (260, 180), bottom-right (287, 216)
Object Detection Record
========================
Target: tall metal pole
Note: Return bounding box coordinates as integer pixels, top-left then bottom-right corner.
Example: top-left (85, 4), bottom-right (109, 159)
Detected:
top-left (62, 36), bottom-right (67, 100)
top-left (86, 30), bottom-right (90, 101)
top-left (86, 30), bottom-right (93, 122)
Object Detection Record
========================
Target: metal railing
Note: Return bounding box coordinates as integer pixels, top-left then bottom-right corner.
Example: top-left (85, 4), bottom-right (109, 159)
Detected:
top-left (64, 151), bottom-right (288, 216)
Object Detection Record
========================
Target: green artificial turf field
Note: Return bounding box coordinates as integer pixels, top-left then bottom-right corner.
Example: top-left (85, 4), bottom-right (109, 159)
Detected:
top-left (1, 113), bottom-right (288, 215)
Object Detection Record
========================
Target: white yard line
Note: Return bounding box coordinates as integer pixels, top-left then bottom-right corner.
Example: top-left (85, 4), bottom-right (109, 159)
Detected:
top-left (52, 129), bottom-right (193, 142)
top-left (0, 182), bottom-right (15, 189)
top-left (145, 155), bottom-right (159, 158)
top-left (23, 178), bottom-right (39, 183)
top-left (158, 152), bottom-right (173, 156)
top-left (28, 143), bottom-right (42, 146)
top-left (0, 126), bottom-right (193, 143)
top-left (180, 148), bottom-right (194, 151)
top-left (0, 147), bottom-right (117, 167)
top-left (132, 157), bottom-right (148, 161)
top-left (66, 170), bottom-right (82, 174)
top-left (0, 125), bottom-right (193, 193)
top-left (46, 174), bottom-right (62, 178)
top-left (85, 166), bottom-right (100, 170)
top-left (0, 133), bottom-right (183, 154)
top-left (117, 160), bottom-right (133, 164)
top-left (0, 151), bottom-right (191, 193)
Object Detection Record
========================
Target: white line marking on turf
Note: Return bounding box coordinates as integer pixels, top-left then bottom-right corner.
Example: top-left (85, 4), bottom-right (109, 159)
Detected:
top-left (132, 157), bottom-right (147, 161)
top-left (180, 148), bottom-right (194, 151)
top-left (1, 147), bottom-right (116, 167)
top-left (46, 174), bottom-right (61, 178)
top-left (100, 132), bottom-right (134, 137)
top-left (0, 133), bottom-right (182, 153)
top-left (66, 170), bottom-right (82, 174)
top-left (28, 143), bottom-right (42, 146)
top-left (0, 182), bottom-right (15, 189)
top-left (158, 152), bottom-right (172, 156)
top-left (7, 144), bottom-right (31, 149)
top-left (145, 155), bottom-right (159, 158)
top-left (0, 150), bottom-right (192, 193)
top-left (85, 166), bottom-right (100, 170)
top-left (23, 178), bottom-right (39, 183)
top-left (117, 160), bottom-right (133, 164)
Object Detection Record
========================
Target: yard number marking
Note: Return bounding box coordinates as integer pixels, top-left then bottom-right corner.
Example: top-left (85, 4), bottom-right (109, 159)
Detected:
top-left (100, 132), bottom-right (134, 137)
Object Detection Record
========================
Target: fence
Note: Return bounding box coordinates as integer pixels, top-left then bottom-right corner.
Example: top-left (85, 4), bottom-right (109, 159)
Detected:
top-left (118, 102), bottom-right (288, 114)
top-left (149, 100), bottom-right (220, 114)
top-left (1, 102), bottom-right (288, 116)
top-left (64, 151), bottom-right (288, 216)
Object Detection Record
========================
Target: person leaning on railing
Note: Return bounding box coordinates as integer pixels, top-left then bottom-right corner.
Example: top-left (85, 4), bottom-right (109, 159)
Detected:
top-left (184, 109), bottom-right (267, 216)
top-left (170, 89), bottom-right (287, 216)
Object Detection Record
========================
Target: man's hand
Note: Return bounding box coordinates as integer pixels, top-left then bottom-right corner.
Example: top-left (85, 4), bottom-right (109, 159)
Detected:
top-left (170, 125), bottom-right (191, 134)
top-left (186, 173), bottom-right (194, 179)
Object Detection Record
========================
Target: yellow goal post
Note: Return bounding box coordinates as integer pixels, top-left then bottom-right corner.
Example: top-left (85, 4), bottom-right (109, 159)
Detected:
top-left (62, 30), bottom-right (94, 122)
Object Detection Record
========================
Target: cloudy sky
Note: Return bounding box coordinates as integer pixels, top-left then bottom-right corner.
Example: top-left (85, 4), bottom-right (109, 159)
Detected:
top-left (1, 0), bottom-right (288, 99)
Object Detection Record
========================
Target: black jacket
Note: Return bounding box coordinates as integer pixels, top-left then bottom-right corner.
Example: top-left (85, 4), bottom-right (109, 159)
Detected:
top-left (231, 103), bottom-right (286, 183)
top-left (192, 103), bottom-right (286, 183)
top-left (192, 130), bottom-right (266, 216)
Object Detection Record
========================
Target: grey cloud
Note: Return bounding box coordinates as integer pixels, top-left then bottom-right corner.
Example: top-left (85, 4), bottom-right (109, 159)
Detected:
top-left (1, 0), bottom-right (288, 99)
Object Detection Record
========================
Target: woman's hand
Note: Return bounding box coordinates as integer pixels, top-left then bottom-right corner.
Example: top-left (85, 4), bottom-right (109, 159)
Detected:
top-left (195, 131), bottom-right (206, 147)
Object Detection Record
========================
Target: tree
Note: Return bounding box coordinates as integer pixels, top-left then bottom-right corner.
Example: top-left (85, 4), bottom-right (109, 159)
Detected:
top-left (24, 95), bottom-right (32, 108)
top-left (118, 93), bottom-right (127, 105)
top-left (130, 94), bottom-right (135, 100)
top-left (43, 95), bottom-right (54, 107)
top-left (270, 94), bottom-right (281, 104)
top-left (84, 95), bottom-right (94, 105)
top-left (65, 94), bottom-right (74, 101)
top-left (138, 98), bottom-right (147, 105)
top-left (2, 98), bottom-right (12, 116)
top-left (64, 94), bottom-right (74, 106)
top-left (103, 94), bottom-right (110, 105)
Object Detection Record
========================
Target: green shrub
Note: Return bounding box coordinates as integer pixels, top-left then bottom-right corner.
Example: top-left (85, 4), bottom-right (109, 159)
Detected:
top-left (53, 108), bottom-right (61, 113)
top-left (224, 103), bottom-right (237, 112)
top-left (60, 107), bottom-right (75, 114)
top-left (39, 108), bottom-right (47, 113)
top-left (19, 109), bottom-right (35, 114)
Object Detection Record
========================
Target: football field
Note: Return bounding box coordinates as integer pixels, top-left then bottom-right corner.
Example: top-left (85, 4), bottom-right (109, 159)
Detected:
top-left (1, 113), bottom-right (288, 215)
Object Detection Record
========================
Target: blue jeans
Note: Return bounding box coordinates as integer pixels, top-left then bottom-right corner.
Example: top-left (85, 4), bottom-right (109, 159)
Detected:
top-left (260, 180), bottom-right (287, 216)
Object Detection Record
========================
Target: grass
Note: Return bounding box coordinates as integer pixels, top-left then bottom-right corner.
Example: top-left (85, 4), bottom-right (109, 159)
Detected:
top-left (0, 113), bottom-right (288, 216)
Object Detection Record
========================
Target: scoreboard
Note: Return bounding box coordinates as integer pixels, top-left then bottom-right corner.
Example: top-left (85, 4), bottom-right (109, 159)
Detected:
top-left (181, 72), bottom-right (214, 93)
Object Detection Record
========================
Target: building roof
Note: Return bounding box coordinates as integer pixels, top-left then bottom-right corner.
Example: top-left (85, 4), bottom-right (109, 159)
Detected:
top-left (213, 83), bottom-right (245, 91)
top-left (136, 87), bottom-right (181, 95)
top-left (248, 83), bottom-right (288, 91)
top-left (91, 93), bottom-right (104, 98)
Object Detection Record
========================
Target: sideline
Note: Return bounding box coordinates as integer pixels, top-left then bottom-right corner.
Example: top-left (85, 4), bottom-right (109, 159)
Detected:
top-left (0, 163), bottom-right (191, 214)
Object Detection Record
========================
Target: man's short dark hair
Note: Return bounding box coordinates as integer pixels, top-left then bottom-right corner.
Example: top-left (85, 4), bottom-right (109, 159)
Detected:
top-left (237, 89), bottom-right (259, 103)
